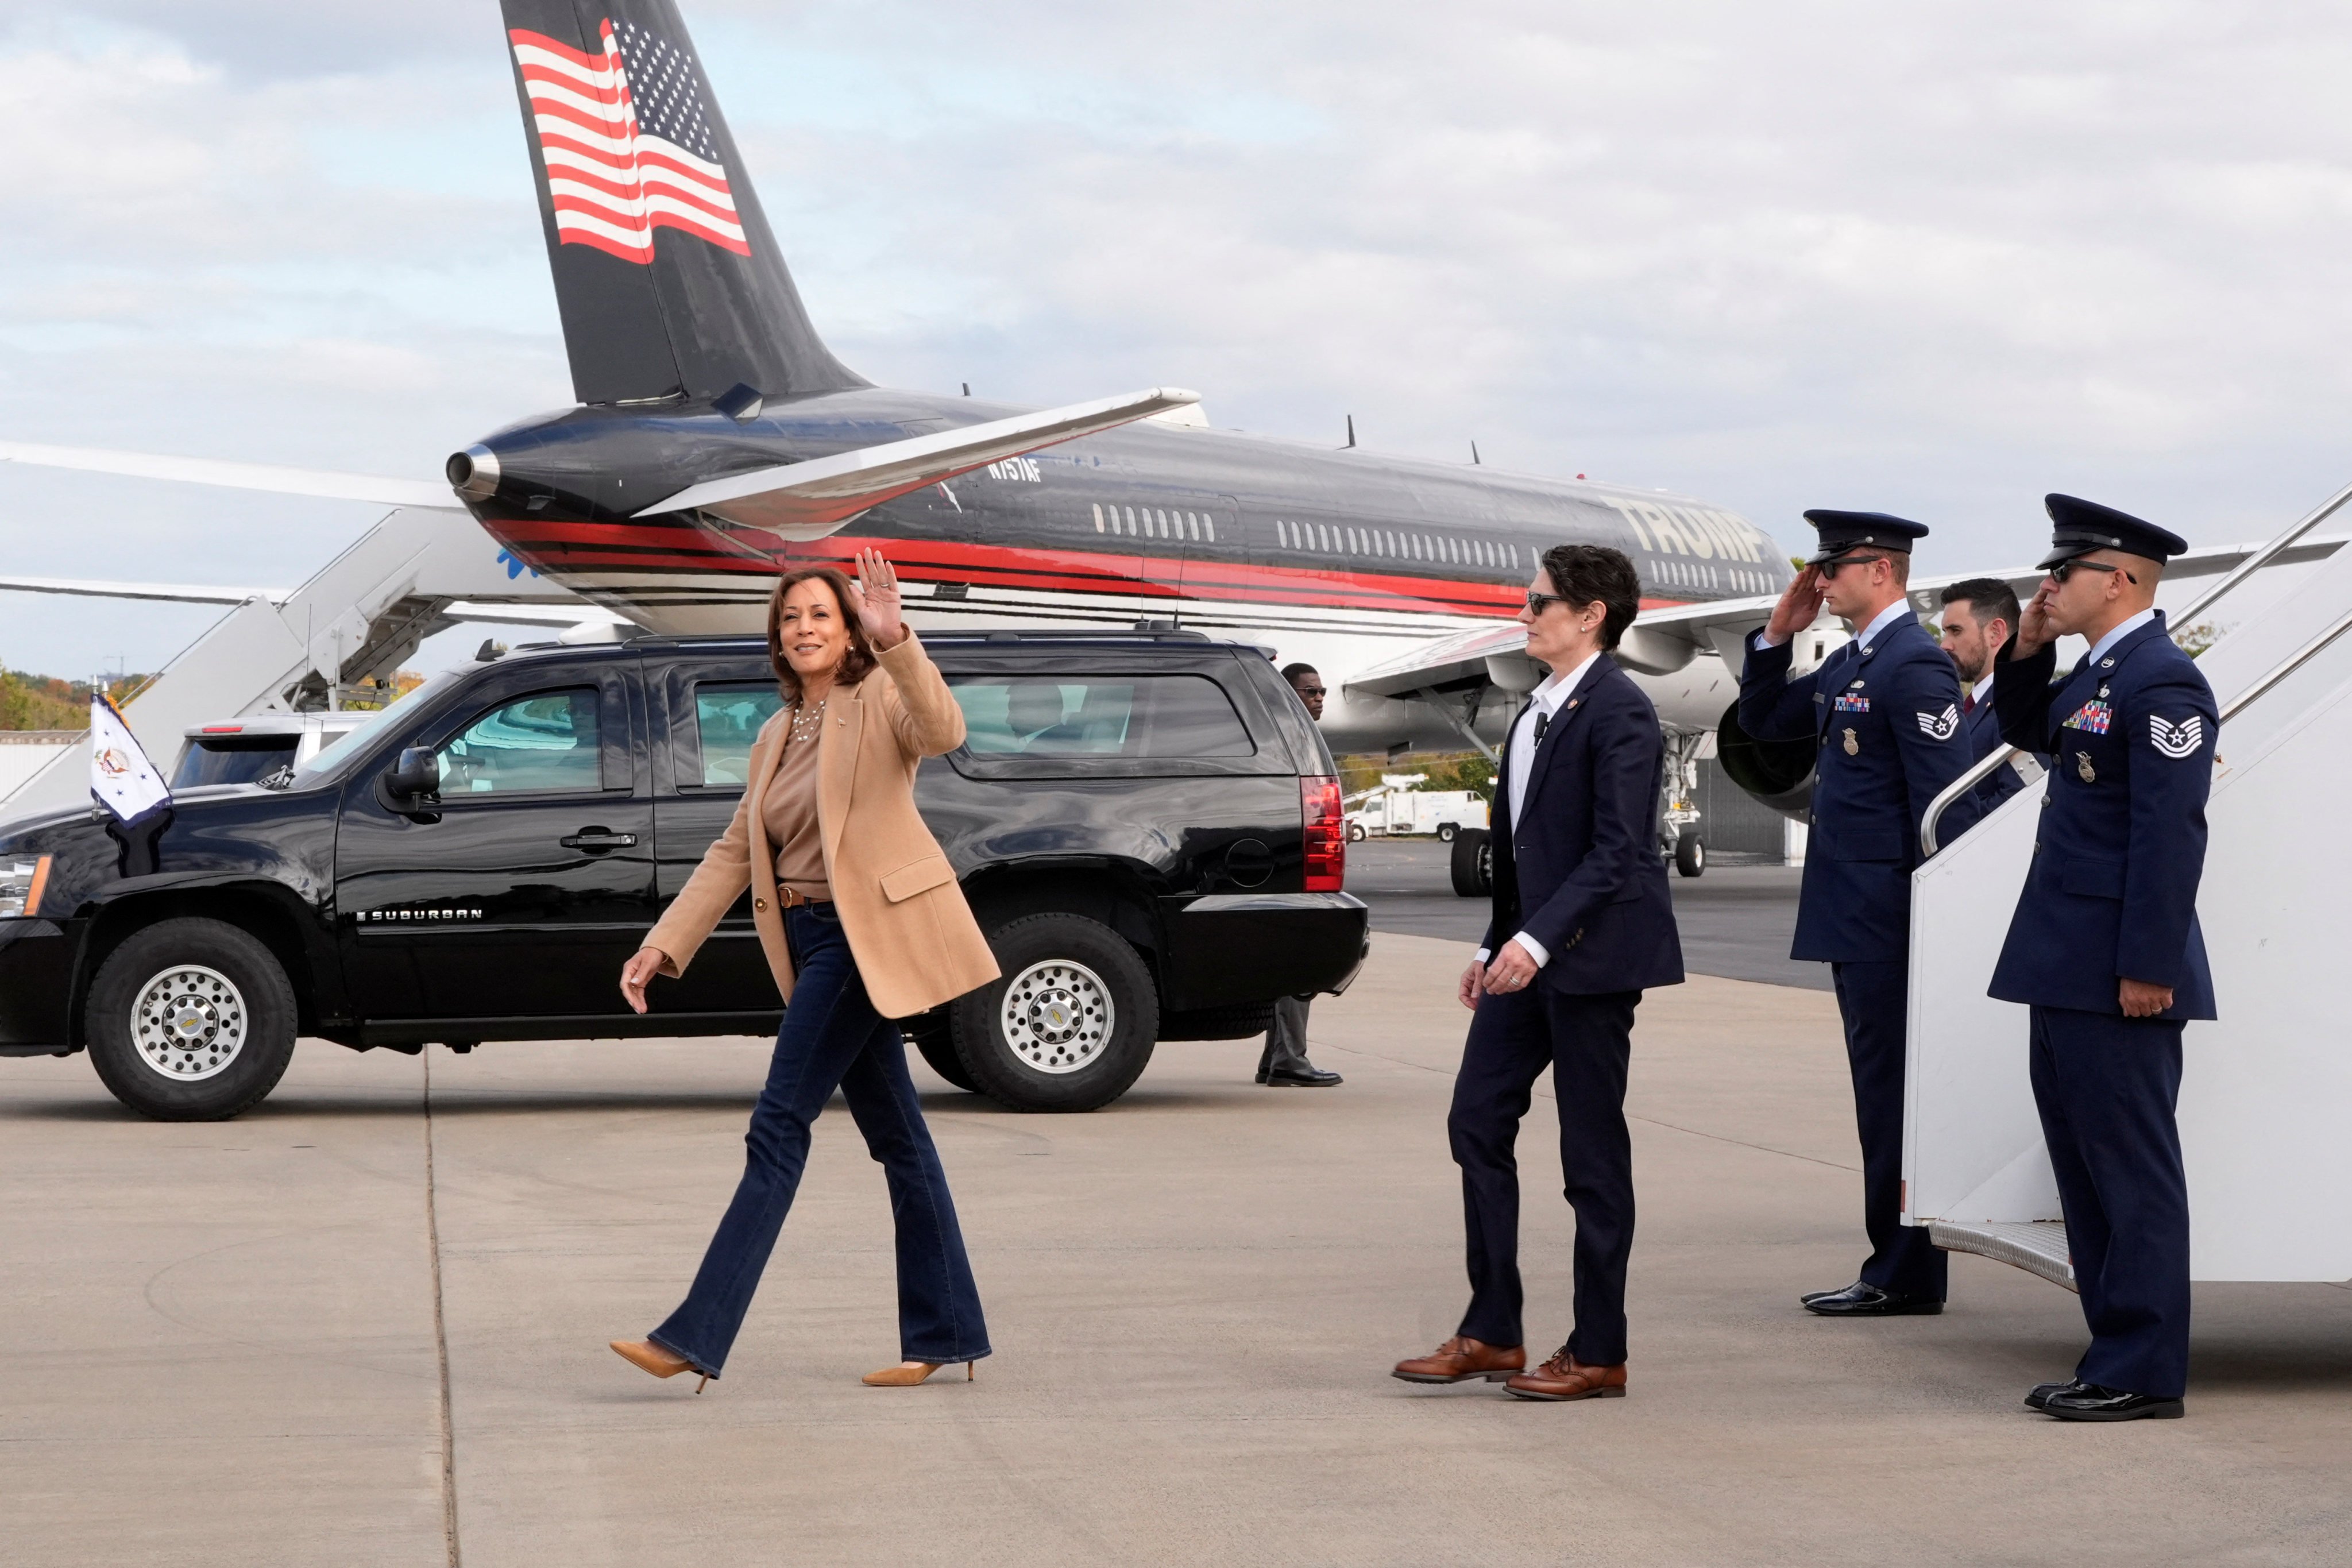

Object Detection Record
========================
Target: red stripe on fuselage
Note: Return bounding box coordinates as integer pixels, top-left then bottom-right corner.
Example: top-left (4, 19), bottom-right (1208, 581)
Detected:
top-left (480, 515), bottom-right (1703, 617)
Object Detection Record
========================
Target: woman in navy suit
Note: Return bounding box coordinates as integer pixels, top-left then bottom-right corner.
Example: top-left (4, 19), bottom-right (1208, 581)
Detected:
top-left (1392, 544), bottom-right (1684, 1401)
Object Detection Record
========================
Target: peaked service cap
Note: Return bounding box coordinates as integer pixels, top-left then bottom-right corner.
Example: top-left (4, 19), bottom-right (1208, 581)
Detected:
top-left (2037, 495), bottom-right (2189, 571)
top-left (1799, 509), bottom-right (1929, 566)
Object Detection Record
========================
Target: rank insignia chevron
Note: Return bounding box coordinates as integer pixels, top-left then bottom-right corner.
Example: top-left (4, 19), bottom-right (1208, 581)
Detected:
top-left (2150, 714), bottom-right (2206, 759)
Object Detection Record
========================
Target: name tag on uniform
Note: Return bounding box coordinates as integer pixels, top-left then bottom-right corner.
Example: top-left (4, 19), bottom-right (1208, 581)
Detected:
top-left (1833, 692), bottom-right (1871, 713)
top-left (2062, 699), bottom-right (2112, 735)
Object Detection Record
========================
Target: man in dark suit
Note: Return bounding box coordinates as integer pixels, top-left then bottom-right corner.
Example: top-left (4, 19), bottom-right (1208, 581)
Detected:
top-left (1992, 496), bottom-right (2216, 1423)
top-left (1391, 544), bottom-right (1683, 1402)
top-left (1738, 511), bottom-right (1978, 1318)
top-left (1256, 663), bottom-right (1343, 1087)
top-left (1937, 577), bottom-right (2034, 809)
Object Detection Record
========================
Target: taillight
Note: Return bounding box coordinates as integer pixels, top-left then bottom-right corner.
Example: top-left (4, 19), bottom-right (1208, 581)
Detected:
top-left (1301, 775), bottom-right (1345, 892)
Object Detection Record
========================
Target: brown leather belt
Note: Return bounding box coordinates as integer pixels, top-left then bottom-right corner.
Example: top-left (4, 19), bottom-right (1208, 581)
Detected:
top-left (755, 888), bottom-right (832, 914)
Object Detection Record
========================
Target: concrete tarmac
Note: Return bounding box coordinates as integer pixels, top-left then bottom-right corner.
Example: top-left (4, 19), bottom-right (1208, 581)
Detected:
top-left (1349, 838), bottom-right (1833, 991)
top-left (5, 933), bottom-right (2349, 1566)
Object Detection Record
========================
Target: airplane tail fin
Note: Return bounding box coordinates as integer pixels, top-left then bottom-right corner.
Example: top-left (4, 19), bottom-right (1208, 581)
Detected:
top-left (499, 0), bottom-right (867, 404)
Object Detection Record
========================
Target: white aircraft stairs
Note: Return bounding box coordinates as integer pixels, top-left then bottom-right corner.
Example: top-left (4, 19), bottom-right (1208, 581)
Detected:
top-left (0, 507), bottom-right (616, 824)
top-left (1903, 480), bottom-right (2352, 1288)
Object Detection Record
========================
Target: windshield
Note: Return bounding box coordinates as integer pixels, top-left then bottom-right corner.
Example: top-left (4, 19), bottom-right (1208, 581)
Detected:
top-left (289, 673), bottom-right (461, 786)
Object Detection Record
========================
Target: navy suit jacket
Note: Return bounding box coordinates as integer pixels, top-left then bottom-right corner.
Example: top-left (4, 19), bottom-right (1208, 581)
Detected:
top-left (1988, 613), bottom-right (2218, 1019)
top-left (1963, 689), bottom-right (2030, 809)
top-left (1482, 654), bottom-right (1685, 994)
top-left (1737, 615), bottom-right (1979, 963)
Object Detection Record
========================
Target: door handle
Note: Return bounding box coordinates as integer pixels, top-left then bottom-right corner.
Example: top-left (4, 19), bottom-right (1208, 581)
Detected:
top-left (561, 829), bottom-right (639, 851)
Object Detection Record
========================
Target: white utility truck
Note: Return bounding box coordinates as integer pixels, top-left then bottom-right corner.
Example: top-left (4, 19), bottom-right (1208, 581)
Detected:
top-left (1343, 774), bottom-right (1490, 841)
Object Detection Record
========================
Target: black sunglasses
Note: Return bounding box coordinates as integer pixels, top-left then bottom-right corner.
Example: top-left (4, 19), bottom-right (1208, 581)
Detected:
top-left (1525, 591), bottom-right (1570, 615)
top-left (1292, 685), bottom-right (1327, 698)
top-left (2050, 557), bottom-right (2137, 586)
top-left (1816, 554), bottom-right (1887, 578)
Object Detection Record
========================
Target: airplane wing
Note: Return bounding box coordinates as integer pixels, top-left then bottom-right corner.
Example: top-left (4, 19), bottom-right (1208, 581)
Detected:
top-left (1347, 532), bottom-right (2352, 700)
top-left (0, 574), bottom-right (289, 606)
top-left (0, 576), bottom-right (631, 633)
top-left (0, 441), bottom-right (459, 510)
top-left (642, 387), bottom-right (1202, 538)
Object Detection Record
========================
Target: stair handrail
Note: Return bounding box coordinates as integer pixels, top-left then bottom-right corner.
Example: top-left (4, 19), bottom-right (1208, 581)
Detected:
top-left (1918, 476), bottom-right (2352, 856)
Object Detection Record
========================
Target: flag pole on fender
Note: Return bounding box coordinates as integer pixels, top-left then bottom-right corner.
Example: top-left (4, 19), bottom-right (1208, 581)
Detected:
top-left (90, 688), bottom-right (173, 877)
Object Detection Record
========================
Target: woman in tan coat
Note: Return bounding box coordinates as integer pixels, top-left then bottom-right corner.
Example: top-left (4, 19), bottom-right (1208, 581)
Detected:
top-left (609, 549), bottom-right (999, 1390)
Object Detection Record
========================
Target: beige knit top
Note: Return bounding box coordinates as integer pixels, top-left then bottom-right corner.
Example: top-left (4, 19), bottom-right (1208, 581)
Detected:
top-left (760, 700), bottom-right (831, 901)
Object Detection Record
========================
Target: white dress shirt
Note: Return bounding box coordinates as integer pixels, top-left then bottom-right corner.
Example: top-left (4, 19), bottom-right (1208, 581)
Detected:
top-left (1480, 650), bottom-right (1603, 970)
top-left (1969, 671), bottom-right (1995, 710)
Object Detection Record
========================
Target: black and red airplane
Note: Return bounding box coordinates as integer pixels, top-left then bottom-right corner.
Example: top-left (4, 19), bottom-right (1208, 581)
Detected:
top-left (2, 0), bottom-right (1803, 764)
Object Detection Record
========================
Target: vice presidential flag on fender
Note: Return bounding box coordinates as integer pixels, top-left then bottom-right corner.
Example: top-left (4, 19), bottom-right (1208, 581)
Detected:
top-left (90, 693), bottom-right (172, 875)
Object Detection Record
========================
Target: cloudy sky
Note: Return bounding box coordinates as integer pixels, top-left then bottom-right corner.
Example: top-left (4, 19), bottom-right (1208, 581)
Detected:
top-left (6, 1), bottom-right (2352, 681)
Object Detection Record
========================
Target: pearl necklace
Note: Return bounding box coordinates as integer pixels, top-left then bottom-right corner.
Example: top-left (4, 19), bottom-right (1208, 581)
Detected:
top-left (788, 694), bottom-right (828, 743)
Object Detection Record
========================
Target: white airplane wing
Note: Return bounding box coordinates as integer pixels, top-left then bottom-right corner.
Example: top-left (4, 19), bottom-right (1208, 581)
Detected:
top-left (0, 575), bottom-right (288, 606)
top-left (643, 387), bottom-right (1201, 538)
top-left (1347, 532), bottom-right (2352, 700)
top-left (0, 576), bottom-right (631, 635)
top-left (0, 440), bottom-right (459, 510)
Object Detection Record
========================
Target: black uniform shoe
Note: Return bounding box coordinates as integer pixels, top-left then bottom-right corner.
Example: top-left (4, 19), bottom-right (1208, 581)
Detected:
top-left (2036, 1382), bottom-right (2183, 1422)
top-left (1265, 1063), bottom-right (1343, 1087)
top-left (2023, 1380), bottom-right (2078, 1411)
top-left (1798, 1281), bottom-right (1944, 1316)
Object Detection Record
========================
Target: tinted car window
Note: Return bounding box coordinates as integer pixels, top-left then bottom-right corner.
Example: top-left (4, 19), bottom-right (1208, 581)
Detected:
top-left (948, 674), bottom-right (1254, 758)
top-left (694, 682), bottom-right (785, 785)
top-left (172, 737), bottom-right (299, 788)
top-left (435, 689), bottom-right (601, 795)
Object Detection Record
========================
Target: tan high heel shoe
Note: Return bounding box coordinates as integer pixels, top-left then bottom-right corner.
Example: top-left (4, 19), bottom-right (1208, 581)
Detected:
top-left (612, 1338), bottom-right (710, 1392)
top-left (861, 1359), bottom-right (976, 1387)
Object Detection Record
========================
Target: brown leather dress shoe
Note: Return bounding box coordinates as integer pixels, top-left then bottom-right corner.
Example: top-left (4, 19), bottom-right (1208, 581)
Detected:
top-left (1391, 1335), bottom-right (1526, 1384)
top-left (1504, 1348), bottom-right (1627, 1401)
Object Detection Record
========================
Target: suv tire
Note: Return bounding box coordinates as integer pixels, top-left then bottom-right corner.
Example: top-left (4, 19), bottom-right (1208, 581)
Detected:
top-left (949, 913), bottom-right (1157, 1111)
top-left (86, 918), bottom-right (299, 1122)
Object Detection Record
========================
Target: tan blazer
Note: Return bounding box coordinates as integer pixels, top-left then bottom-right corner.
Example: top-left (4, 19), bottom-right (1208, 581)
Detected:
top-left (643, 635), bottom-right (999, 1019)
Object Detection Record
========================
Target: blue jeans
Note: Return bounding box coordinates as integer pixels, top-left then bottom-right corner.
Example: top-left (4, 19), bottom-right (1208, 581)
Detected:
top-left (648, 903), bottom-right (990, 1377)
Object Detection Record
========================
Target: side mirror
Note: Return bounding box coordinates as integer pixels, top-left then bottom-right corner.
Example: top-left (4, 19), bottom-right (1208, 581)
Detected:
top-left (384, 746), bottom-right (441, 803)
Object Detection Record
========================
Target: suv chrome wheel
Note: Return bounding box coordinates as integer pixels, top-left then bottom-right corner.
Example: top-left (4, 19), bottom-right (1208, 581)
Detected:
top-left (998, 959), bottom-right (1114, 1074)
top-left (131, 964), bottom-right (248, 1082)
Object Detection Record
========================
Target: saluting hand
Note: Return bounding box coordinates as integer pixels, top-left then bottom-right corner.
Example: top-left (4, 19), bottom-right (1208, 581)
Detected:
top-left (848, 546), bottom-right (908, 651)
top-left (1764, 566), bottom-right (1826, 645)
top-left (2014, 580), bottom-right (2060, 658)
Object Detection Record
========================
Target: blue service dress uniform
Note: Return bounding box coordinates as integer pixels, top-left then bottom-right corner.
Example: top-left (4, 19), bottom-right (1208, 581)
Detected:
top-left (1739, 613), bottom-right (1980, 1300)
top-left (1991, 612), bottom-right (2217, 1400)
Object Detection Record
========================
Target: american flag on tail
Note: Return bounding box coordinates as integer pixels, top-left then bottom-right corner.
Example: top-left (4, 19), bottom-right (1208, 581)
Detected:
top-left (509, 16), bottom-right (750, 263)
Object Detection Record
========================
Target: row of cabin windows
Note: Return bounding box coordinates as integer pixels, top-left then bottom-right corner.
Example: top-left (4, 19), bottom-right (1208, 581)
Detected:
top-left (1092, 503), bottom-right (1216, 543)
top-left (1083, 502), bottom-right (1777, 600)
top-left (1652, 559), bottom-right (1779, 597)
top-left (1273, 517), bottom-right (1524, 573)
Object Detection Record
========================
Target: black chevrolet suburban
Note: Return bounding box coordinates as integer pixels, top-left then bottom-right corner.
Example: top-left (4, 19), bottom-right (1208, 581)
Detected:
top-left (0, 631), bottom-right (1365, 1119)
